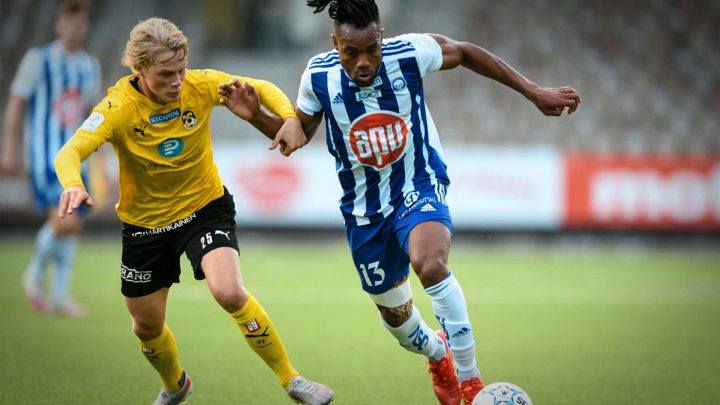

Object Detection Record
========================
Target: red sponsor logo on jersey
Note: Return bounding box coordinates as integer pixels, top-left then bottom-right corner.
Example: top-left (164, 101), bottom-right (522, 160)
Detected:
top-left (349, 112), bottom-right (409, 169)
top-left (53, 88), bottom-right (83, 129)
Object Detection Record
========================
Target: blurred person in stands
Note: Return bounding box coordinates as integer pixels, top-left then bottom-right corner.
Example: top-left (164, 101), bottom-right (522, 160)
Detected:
top-left (53, 17), bottom-right (333, 405)
top-left (220, 0), bottom-right (581, 404)
top-left (1, 0), bottom-right (101, 318)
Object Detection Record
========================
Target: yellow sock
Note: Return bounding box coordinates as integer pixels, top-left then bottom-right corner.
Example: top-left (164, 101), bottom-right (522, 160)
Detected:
top-left (231, 294), bottom-right (299, 388)
top-left (138, 324), bottom-right (184, 391)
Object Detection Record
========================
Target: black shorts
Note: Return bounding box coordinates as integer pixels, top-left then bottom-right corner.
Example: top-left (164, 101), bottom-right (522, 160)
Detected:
top-left (120, 188), bottom-right (239, 297)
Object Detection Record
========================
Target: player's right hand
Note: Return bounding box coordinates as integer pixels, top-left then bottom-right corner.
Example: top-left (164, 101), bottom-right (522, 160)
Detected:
top-left (58, 186), bottom-right (94, 218)
top-left (218, 79), bottom-right (261, 121)
top-left (0, 154), bottom-right (19, 176)
top-left (271, 118), bottom-right (307, 156)
top-left (530, 86), bottom-right (582, 116)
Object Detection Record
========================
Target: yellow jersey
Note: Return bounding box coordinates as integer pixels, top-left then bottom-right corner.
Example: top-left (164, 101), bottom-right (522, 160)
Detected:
top-left (57, 69), bottom-right (295, 228)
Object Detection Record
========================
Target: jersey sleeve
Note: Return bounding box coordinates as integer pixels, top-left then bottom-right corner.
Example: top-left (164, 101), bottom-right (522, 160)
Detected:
top-left (243, 77), bottom-right (297, 120)
top-left (296, 66), bottom-right (322, 116)
top-left (9, 48), bottom-right (43, 99)
top-left (398, 33), bottom-right (443, 75)
top-left (198, 69), bottom-right (233, 106)
top-left (56, 96), bottom-right (119, 189)
top-left (201, 69), bottom-right (296, 119)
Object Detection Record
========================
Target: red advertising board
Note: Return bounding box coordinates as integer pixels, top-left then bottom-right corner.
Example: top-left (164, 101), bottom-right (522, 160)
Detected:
top-left (565, 154), bottom-right (720, 230)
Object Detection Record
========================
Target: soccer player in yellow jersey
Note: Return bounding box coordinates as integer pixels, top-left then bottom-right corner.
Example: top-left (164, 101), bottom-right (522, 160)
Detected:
top-left (53, 18), bottom-right (334, 405)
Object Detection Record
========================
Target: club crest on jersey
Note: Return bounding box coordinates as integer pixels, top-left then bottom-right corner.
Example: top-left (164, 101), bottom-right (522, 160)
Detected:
top-left (349, 111), bottom-right (409, 169)
top-left (182, 110), bottom-right (197, 129)
top-left (392, 77), bottom-right (407, 91)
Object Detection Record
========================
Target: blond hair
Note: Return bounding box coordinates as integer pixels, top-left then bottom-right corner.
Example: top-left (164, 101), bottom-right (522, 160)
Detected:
top-left (122, 18), bottom-right (188, 72)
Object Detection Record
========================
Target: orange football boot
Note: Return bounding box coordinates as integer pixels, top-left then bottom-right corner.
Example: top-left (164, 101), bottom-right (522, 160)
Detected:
top-left (428, 330), bottom-right (462, 405)
top-left (460, 376), bottom-right (485, 405)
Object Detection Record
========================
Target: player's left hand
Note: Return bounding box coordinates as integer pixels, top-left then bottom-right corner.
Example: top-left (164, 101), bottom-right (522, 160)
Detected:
top-left (58, 186), bottom-right (94, 218)
top-left (218, 79), bottom-right (261, 121)
top-left (530, 86), bottom-right (581, 116)
top-left (271, 118), bottom-right (307, 156)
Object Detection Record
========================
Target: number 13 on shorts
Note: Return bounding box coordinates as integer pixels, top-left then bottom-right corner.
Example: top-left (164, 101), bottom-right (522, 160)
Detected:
top-left (359, 261), bottom-right (385, 287)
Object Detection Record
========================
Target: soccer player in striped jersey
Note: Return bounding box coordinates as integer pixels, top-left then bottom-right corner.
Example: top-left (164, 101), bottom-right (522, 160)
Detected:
top-left (1, 0), bottom-right (101, 317)
top-left (54, 18), bottom-right (333, 405)
top-left (221, 0), bottom-right (581, 404)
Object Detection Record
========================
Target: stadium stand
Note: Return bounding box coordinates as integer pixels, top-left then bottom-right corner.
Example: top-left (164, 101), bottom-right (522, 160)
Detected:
top-left (1, 0), bottom-right (717, 153)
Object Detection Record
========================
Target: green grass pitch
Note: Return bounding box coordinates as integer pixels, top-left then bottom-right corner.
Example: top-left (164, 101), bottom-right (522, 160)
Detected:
top-left (0, 235), bottom-right (718, 404)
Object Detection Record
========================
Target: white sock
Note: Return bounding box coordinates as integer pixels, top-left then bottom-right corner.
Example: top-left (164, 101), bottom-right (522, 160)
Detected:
top-left (24, 222), bottom-right (56, 295)
top-left (380, 305), bottom-right (444, 361)
top-left (426, 273), bottom-right (480, 376)
top-left (52, 236), bottom-right (78, 306)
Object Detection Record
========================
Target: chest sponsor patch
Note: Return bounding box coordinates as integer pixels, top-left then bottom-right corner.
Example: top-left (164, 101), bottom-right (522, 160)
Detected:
top-left (149, 108), bottom-right (180, 124)
top-left (355, 89), bottom-right (382, 102)
top-left (158, 138), bottom-right (184, 158)
top-left (348, 111), bottom-right (409, 169)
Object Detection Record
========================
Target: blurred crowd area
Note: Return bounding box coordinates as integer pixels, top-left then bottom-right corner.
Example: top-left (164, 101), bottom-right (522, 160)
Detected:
top-left (1, 0), bottom-right (718, 153)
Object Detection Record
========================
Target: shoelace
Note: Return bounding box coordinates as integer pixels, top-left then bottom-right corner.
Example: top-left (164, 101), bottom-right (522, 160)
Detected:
top-left (429, 358), bottom-right (454, 385)
top-left (289, 380), bottom-right (320, 397)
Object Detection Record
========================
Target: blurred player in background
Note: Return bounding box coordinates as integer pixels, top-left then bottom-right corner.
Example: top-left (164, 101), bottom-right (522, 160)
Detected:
top-left (221, 0), bottom-right (580, 404)
top-left (54, 17), bottom-right (333, 405)
top-left (1, 0), bottom-right (101, 318)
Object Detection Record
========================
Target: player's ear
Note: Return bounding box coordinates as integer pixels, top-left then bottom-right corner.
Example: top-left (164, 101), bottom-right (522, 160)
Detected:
top-left (331, 34), bottom-right (338, 50)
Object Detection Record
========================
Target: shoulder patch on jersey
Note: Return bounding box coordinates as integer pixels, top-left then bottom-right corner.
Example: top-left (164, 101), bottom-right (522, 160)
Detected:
top-left (79, 112), bottom-right (104, 132)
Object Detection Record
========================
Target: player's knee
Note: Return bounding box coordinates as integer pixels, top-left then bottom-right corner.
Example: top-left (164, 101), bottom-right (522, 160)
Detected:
top-left (370, 280), bottom-right (414, 327)
top-left (50, 213), bottom-right (82, 236)
top-left (132, 318), bottom-right (164, 341)
top-left (410, 252), bottom-right (448, 287)
top-left (213, 287), bottom-right (248, 313)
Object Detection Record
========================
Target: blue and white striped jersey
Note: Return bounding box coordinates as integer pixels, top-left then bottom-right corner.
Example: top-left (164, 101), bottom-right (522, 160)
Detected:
top-left (297, 33), bottom-right (449, 226)
top-left (11, 40), bottom-right (101, 208)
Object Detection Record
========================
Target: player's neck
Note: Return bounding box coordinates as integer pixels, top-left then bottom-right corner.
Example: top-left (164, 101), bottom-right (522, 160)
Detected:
top-left (58, 39), bottom-right (82, 55)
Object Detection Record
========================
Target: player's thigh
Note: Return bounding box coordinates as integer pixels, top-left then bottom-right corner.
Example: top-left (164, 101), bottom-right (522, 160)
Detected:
top-left (124, 287), bottom-right (169, 338)
top-left (184, 190), bottom-right (239, 282)
top-left (121, 225), bottom-right (182, 297)
top-left (48, 206), bottom-right (83, 235)
top-left (201, 247), bottom-right (247, 311)
top-left (346, 219), bottom-right (410, 295)
top-left (394, 186), bottom-right (454, 287)
top-left (407, 221), bottom-right (451, 267)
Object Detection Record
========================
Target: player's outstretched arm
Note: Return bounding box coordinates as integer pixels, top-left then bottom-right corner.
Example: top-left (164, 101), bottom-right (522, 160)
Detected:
top-left (429, 34), bottom-right (581, 116)
top-left (1, 95), bottom-right (28, 175)
top-left (219, 79), bottom-right (279, 133)
top-left (295, 108), bottom-right (323, 144)
top-left (219, 79), bottom-right (306, 156)
top-left (54, 136), bottom-right (98, 217)
top-left (271, 117), bottom-right (307, 157)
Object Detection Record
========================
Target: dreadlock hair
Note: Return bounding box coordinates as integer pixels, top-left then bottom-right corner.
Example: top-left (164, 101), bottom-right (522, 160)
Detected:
top-left (307, 0), bottom-right (380, 29)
